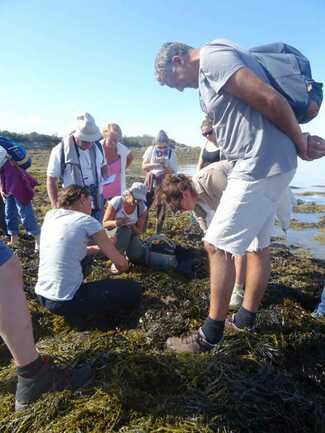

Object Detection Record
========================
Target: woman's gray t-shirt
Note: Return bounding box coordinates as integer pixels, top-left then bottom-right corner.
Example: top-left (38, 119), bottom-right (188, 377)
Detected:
top-left (35, 209), bottom-right (102, 301)
top-left (199, 39), bottom-right (297, 181)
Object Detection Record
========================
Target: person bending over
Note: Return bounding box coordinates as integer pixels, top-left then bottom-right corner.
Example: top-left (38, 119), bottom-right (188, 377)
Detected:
top-left (161, 162), bottom-right (246, 309)
top-left (154, 39), bottom-right (325, 354)
top-left (35, 185), bottom-right (142, 322)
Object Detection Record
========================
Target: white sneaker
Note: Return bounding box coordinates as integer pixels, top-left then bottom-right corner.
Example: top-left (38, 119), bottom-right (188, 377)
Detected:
top-left (34, 235), bottom-right (40, 253)
top-left (110, 263), bottom-right (121, 274)
top-left (110, 263), bottom-right (129, 274)
top-left (229, 286), bottom-right (244, 309)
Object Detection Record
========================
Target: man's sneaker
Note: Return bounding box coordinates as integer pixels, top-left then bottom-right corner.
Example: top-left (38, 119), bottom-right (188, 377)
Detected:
top-left (15, 358), bottom-right (93, 411)
top-left (229, 286), bottom-right (244, 309)
top-left (166, 328), bottom-right (220, 353)
top-left (225, 313), bottom-right (255, 333)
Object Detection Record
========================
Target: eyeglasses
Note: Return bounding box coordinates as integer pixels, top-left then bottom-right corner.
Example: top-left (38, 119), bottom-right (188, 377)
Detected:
top-left (202, 129), bottom-right (213, 137)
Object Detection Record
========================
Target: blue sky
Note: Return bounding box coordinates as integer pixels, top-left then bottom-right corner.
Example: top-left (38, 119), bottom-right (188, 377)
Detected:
top-left (0, 0), bottom-right (324, 184)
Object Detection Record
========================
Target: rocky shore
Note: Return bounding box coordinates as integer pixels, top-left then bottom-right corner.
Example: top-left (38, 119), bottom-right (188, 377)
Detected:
top-left (0, 151), bottom-right (324, 433)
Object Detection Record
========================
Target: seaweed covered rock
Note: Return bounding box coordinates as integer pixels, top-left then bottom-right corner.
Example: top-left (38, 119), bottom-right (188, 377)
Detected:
top-left (0, 150), bottom-right (324, 433)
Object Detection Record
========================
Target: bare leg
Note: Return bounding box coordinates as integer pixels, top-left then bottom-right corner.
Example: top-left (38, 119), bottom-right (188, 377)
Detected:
top-left (234, 255), bottom-right (246, 286)
top-left (9, 234), bottom-right (19, 246)
top-left (229, 255), bottom-right (246, 308)
top-left (155, 202), bottom-right (166, 234)
top-left (205, 242), bottom-right (236, 320)
top-left (0, 255), bottom-right (38, 366)
top-left (242, 247), bottom-right (270, 312)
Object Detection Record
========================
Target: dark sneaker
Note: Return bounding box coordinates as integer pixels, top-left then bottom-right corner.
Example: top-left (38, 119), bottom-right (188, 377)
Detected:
top-left (15, 357), bottom-right (93, 411)
top-left (225, 314), bottom-right (255, 333)
top-left (166, 328), bottom-right (219, 353)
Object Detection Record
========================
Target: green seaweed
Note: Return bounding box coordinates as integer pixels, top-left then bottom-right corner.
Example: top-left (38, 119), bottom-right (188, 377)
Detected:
top-left (0, 150), bottom-right (324, 433)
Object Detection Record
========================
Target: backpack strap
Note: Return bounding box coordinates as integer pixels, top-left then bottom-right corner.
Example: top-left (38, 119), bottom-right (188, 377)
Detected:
top-left (95, 141), bottom-right (104, 157)
top-left (59, 141), bottom-right (66, 178)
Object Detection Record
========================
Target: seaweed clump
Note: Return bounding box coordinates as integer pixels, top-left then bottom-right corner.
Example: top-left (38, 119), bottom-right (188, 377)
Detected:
top-left (0, 151), bottom-right (324, 433)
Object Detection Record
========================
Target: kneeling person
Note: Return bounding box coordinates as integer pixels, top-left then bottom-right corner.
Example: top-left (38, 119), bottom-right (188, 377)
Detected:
top-left (35, 185), bottom-right (142, 321)
top-left (103, 182), bottom-right (148, 272)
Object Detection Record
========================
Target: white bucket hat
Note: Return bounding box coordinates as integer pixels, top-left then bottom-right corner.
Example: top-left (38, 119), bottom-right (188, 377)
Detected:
top-left (129, 182), bottom-right (147, 202)
top-left (73, 113), bottom-right (102, 142)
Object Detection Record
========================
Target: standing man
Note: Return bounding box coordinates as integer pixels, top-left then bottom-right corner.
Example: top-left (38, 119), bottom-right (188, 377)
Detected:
top-left (47, 113), bottom-right (104, 220)
top-left (154, 39), bottom-right (311, 353)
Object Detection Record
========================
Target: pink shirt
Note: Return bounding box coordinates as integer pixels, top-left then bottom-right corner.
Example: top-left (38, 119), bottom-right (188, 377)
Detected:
top-left (101, 157), bottom-right (122, 199)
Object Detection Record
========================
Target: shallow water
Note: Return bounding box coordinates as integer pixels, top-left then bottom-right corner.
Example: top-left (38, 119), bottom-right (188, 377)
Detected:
top-left (273, 226), bottom-right (325, 260)
top-left (296, 195), bottom-right (325, 205)
top-left (291, 212), bottom-right (323, 224)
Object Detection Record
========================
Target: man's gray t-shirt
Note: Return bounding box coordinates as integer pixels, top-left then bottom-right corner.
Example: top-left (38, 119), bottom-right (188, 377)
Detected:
top-left (199, 39), bottom-right (297, 180)
top-left (35, 209), bottom-right (102, 301)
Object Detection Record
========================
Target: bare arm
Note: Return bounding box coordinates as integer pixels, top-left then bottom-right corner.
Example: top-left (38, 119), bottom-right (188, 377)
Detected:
top-left (102, 203), bottom-right (128, 229)
top-left (223, 67), bottom-right (309, 160)
top-left (47, 176), bottom-right (59, 208)
top-left (196, 146), bottom-right (205, 172)
top-left (305, 134), bottom-right (325, 160)
top-left (91, 230), bottom-right (128, 272)
top-left (126, 152), bottom-right (134, 168)
top-left (131, 210), bottom-right (147, 235)
top-left (142, 160), bottom-right (163, 172)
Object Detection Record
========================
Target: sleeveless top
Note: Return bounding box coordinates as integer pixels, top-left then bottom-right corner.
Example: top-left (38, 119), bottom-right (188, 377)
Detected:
top-left (201, 147), bottom-right (221, 168)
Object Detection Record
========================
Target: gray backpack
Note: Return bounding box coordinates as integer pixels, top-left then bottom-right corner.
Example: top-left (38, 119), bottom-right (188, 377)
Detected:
top-left (250, 43), bottom-right (323, 124)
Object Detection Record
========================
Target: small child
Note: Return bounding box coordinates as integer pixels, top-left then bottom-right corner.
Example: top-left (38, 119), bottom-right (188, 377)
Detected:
top-left (0, 151), bottom-right (40, 251)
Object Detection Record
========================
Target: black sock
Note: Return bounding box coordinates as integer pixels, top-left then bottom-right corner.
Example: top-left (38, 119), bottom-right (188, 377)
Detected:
top-left (234, 306), bottom-right (256, 329)
top-left (17, 355), bottom-right (44, 378)
top-left (201, 317), bottom-right (225, 344)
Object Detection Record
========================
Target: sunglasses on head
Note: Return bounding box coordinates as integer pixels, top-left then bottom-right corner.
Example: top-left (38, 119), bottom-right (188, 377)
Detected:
top-left (202, 129), bottom-right (213, 137)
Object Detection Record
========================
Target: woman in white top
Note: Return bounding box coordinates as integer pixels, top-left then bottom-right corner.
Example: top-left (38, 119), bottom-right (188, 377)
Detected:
top-left (103, 182), bottom-right (148, 272)
top-left (142, 130), bottom-right (177, 233)
top-left (35, 185), bottom-right (141, 322)
top-left (101, 123), bottom-right (134, 201)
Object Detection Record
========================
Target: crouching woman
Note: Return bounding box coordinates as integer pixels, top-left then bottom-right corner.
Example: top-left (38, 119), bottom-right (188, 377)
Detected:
top-left (35, 185), bottom-right (142, 320)
top-left (102, 182), bottom-right (147, 271)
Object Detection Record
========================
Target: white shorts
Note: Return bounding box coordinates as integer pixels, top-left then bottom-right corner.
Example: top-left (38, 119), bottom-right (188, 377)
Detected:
top-left (203, 170), bottom-right (296, 256)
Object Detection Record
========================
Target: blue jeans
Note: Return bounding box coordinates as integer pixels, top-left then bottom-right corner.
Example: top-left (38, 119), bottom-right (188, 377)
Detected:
top-left (91, 207), bottom-right (104, 222)
top-left (4, 195), bottom-right (40, 236)
top-left (315, 287), bottom-right (325, 315)
top-left (0, 240), bottom-right (13, 266)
